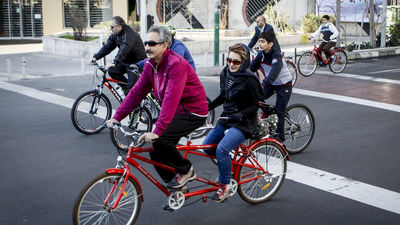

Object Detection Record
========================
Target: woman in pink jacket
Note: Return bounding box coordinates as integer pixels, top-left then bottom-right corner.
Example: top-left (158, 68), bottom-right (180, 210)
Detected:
top-left (107, 26), bottom-right (208, 190)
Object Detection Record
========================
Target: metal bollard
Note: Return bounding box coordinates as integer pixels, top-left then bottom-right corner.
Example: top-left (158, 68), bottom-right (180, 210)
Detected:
top-left (21, 57), bottom-right (26, 79)
top-left (221, 53), bottom-right (225, 65)
top-left (81, 58), bottom-right (85, 74)
top-left (6, 58), bottom-right (11, 81)
top-left (204, 52), bottom-right (208, 67)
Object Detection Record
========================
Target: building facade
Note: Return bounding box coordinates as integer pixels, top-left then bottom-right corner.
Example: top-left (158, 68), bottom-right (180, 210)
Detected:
top-left (0, 0), bottom-right (398, 39)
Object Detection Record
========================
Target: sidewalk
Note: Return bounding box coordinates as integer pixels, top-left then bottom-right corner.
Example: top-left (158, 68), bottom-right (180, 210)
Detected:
top-left (0, 42), bottom-right (313, 81)
top-left (0, 42), bottom-right (399, 81)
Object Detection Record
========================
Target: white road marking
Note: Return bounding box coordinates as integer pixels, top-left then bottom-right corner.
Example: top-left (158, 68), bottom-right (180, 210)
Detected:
top-left (293, 88), bottom-right (400, 113)
top-left (367, 68), bottom-right (400, 74)
top-left (316, 71), bottom-right (400, 85)
top-left (1, 81), bottom-right (400, 214)
top-left (287, 162), bottom-right (400, 214)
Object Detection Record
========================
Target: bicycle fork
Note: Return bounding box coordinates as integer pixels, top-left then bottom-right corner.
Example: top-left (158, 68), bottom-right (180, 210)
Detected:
top-left (89, 87), bottom-right (104, 115)
top-left (103, 159), bottom-right (130, 211)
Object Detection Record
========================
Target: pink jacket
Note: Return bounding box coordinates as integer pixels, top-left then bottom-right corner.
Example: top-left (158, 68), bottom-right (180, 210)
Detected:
top-left (113, 49), bottom-right (208, 136)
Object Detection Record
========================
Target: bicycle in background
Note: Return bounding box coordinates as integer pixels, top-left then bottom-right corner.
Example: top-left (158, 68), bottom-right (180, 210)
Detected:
top-left (297, 39), bottom-right (347, 77)
top-left (73, 119), bottom-right (288, 225)
top-left (70, 62), bottom-right (152, 140)
top-left (257, 101), bottom-right (315, 154)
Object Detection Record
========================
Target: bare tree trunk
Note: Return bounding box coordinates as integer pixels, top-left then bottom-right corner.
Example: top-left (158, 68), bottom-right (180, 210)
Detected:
top-left (369, 0), bottom-right (376, 48)
top-left (380, 0), bottom-right (387, 48)
top-left (308, 0), bottom-right (316, 14)
top-left (336, 0), bottom-right (341, 46)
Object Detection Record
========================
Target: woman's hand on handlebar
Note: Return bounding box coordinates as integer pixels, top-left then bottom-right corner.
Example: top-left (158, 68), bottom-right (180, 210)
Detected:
top-left (138, 132), bottom-right (159, 143)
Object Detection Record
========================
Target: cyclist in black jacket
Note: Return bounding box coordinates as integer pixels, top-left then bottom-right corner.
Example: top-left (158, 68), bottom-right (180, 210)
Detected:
top-left (90, 16), bottom-right (146, 92)
top-left (204, 43), bottom-right (263, 202)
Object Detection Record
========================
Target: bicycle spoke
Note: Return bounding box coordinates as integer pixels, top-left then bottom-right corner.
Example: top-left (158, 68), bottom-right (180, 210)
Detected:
top-left (238, 142), bottom-right (286, 203)
top-left (74, 174), bottom-right (141, 225)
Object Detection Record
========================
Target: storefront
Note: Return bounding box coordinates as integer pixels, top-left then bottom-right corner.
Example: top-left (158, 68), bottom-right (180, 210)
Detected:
top-left (0, 0), bottom-right (43, 38)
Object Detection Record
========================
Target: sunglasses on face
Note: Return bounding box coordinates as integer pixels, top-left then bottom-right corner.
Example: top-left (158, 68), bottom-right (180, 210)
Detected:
top-left (144, 41), bottom-right (164, 47)
top-left (227, 58), bottom-right (242, 66)
top-left (110, 25), bottom-right (117, 29)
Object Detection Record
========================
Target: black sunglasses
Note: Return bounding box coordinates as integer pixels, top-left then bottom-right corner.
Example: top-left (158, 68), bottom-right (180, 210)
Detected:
top-left (144, 41), bottom-right (164, 47)
top-left (110, 25), bottom-right (117, 29)
top-left (227, 58), bottom-right (242, 66)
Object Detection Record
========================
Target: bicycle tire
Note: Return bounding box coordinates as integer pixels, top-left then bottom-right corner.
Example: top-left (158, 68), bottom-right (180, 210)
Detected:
top-left (285, 59), bottom-right (298, 86)
top-left (329, 49), bottom-right (347, 74)
top-left (110, 106), bottom-right (153, 151)
top-left (283, 104), bottom-right (315, 154)
top-left (237, 141), bottom-right (287, 204)
top-left (73, 172), bottom-right (142, 225)
top-left (71, 90), bottom-right (112, 135)
top-left (297, 52), bottom-right (317, 77)
top-left (190, 97), bottom-right (216, 139)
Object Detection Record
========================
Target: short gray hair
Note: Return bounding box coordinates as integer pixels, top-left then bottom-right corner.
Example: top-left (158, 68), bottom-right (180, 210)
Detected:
top-left (148, 25), bottom-right (172, 47)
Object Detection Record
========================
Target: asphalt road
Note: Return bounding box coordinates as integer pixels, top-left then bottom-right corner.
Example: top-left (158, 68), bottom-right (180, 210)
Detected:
top-left (1, 56), bottom-right (400, 225)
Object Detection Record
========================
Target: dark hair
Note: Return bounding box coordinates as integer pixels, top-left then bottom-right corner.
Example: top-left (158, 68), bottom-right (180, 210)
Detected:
top-left (112, 16), bottom-right (126, 27)
top-left (260, 31), bottom-right (276, 43)
top-left (322, 15), bottom-right (330, 20)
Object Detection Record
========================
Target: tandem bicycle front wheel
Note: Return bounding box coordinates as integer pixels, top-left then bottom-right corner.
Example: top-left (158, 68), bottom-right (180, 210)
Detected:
top-left (237, 141), bottom-right (287, 204)
top-left (71, 90), bottom-right (112, 135)
top-left (73, 172), bottom-right (142, 225)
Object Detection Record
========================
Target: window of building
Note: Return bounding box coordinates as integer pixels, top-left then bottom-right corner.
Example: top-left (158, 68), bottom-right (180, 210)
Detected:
top-left (64, 0), bottom-right (112, 28)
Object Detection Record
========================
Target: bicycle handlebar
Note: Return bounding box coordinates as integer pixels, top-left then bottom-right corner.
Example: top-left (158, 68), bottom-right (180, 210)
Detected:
top-left (91, 61), bottom-right (107, 73)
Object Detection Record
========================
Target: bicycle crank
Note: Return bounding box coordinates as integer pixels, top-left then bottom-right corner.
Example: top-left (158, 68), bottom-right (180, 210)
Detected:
top-left (167, 191), bottom-right (185, 210)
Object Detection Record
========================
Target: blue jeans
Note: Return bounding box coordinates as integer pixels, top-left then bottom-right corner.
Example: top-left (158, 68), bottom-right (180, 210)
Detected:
top-left (202, 124), bottom-right (246, 184)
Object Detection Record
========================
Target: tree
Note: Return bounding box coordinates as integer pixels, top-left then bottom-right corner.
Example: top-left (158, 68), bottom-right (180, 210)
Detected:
top-left (68, 3), bottom-right (88, 41)
top-left (369, 0), bottom-right (376, 48)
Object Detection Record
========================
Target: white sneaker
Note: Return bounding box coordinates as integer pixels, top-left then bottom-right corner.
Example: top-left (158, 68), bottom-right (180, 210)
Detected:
top-left (211, 183), bottom-right (233, 202)
top-left (166, 166), bottom-right (196, 189)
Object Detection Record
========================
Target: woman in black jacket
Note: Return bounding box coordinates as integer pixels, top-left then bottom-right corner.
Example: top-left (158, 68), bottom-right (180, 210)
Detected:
top-left (204, 43), bottom-right (263, 202)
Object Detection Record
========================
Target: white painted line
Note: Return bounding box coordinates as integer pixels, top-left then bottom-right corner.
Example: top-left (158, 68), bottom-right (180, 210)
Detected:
top-left (0, 81), bottom-right (75, 109)
top-left (0, 81), bottom-right (130, 125)
top-left (316, 71), bottom-right (400, 85)
top-left (287, 162), bottom-right (400, 215)
top-left (2, 81), bottom-right (400, 214)
top-left (293, 88), bottom-right (400, 113)
top-left (367, 68), bottom-right (400, 74)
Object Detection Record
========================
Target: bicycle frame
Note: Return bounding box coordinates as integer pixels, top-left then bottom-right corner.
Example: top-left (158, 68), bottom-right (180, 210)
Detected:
top-left (95, 66), bottom-right (160, 114)
top-left (105, 137), bottom-right (286, 209)
top-left (309, 44), bottom-right (334, 65)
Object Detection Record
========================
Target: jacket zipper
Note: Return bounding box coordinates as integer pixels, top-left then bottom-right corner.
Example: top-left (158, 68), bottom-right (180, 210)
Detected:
top-left (146, 61), bottom-right (161, 101)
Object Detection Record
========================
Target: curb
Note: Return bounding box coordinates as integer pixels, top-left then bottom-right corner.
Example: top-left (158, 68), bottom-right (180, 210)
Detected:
top-left (348, 46), bottom-right (400, 60)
